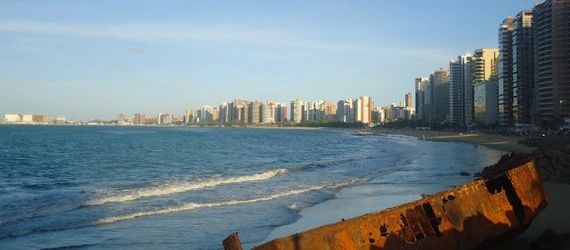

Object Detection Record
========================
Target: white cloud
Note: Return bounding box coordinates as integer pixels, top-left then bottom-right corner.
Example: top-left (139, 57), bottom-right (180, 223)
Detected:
top-left (0, 20), bottom-right (452, 61)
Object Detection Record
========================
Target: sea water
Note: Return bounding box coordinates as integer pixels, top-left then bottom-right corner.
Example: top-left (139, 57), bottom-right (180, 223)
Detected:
top-left (0, 126), bottom-right (503, 249)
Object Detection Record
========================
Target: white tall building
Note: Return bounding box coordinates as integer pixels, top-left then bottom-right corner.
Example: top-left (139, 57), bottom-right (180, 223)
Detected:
top-left (261, 102), bottom-right (279, 124)
top-left (353, 96), bottom-right (373, 124)
top-left (158, 113), bottom-right (173, 125)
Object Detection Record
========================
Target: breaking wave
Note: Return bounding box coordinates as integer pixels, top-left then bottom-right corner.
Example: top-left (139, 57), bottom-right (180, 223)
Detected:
top-left (94, 179), bottom-right (361, 225)
top-left (85, 168), bottom-right (288, 206)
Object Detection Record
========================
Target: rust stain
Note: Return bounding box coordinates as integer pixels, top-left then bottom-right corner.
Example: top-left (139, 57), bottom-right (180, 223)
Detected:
top-left (223, 232), bottom-right (244, 250)
top-left (223, 160), bottom-right (547, 250)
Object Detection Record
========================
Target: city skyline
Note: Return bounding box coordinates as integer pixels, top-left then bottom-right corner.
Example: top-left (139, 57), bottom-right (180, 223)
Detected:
top-left (415, 0), bottom-right (570, 129)
top-left (1, 94), bottom-right (403, 122)
top-left (3, 94), bottom-right (416, 125)
top-left (0, 0), bottom-right (537, 120)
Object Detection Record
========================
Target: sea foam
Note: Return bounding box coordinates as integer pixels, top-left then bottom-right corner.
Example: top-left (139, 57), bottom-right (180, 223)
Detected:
top-left (94, 185), bottom-right (324, 224)
top-left (94, 179), bottom-right (361, 225)
top-left (85, 168), bottom-right (288, 206)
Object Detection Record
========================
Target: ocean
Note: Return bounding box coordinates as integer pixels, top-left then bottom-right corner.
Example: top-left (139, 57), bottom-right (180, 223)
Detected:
top-left (0, 126), bottom-right (504, 250)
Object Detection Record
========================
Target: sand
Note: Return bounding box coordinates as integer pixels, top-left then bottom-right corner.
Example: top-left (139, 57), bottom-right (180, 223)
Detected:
top-left (372, 128), bottom-right (536, 154)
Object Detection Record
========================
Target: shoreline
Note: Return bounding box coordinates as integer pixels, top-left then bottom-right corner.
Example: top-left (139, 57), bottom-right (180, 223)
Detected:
top-left (260, 128), bottom-right (569, 249)
top-left (259, 133), bottom-right (505, 246)
top-left (0, 123), bottom-right (327, 130)
top-left (371, 128), bottom-right (536, 154)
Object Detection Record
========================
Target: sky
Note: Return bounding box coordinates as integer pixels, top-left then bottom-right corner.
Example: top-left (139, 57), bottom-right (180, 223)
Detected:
top-left (0, 0), bottom-right (537, 120)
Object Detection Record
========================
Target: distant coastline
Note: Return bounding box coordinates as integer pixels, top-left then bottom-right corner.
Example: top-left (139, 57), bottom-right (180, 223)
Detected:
top-left (0, 123), bottom-right (326, 130)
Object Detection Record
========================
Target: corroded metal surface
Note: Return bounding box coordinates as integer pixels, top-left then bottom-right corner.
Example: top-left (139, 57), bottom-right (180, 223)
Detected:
top-left (223, 160), bottom-right (547, 250)
top-left (223, 232), bottom-right (244, 250)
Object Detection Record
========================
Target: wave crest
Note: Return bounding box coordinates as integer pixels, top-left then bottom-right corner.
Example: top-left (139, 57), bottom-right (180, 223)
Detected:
top-left (85, 168), bottom-right (288, 206)
top-left (94, 184), bottom-right (325, 225)
top-left (95, 179), bottom-right (364, 225)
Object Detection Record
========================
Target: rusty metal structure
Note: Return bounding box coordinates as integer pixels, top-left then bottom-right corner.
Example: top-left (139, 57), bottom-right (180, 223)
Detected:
top-left (223, 159), bottom-right (547, 250)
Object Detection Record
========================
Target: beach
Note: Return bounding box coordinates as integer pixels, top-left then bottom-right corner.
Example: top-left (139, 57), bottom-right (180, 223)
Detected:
top-left (257, 133), bottom-right (506, 247)
top-left (371, 128), bottom-right (535, 154)
top-left (257, 128), bottom-right (570, 249)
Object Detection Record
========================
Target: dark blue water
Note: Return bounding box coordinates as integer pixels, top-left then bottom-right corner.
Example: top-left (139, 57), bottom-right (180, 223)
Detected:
top-left (0, 126), bottom-right (503, 249)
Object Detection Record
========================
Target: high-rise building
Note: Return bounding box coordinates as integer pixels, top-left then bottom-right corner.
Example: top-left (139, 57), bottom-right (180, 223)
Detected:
top-left (512, 10), bottom-right (535, 126)
top-left (324, 101), bottom-right (337, 120)
top-left (261, 102), bottom-right (279, 124)
top-left (290, 99), bottom-right (304, 124)
top-left (414, 77), bottom-right (429, 125)
top-left (449, 54), bottom-right (473, 127)
top-left (277, 104), bottom-right (288, 123)
top-left (241, 104), bottom-right (249, 126)
top-left (300, 100), bottom-right (335, 122)
top-left (533, 0), bottom-right (570, 127)
top-left (469, 48), bottom-right (499, 126)
top-left (158, 113), bottom-right (172, 125)
top-left (498, 17), bottom-right (515, 127)
top-left (134, 113), bottom-right (146, 125)
top-left (404, 92), bottom-right (413, 109)
top-left (486, 75), bottom-right (500, 126)
top-left (184, 109), bottom-right (194, 125)
top-left (353, 96), bottom-right (373, 124)
top-left (474, 82), bottom-right (486, 125)
top-left (218, 103), bottom-right (229, 124)
top-left (248, 101), bottom-right (262, 125)
top-left (229, 99), bottom-right (249, 125)
top-left (336, 98), bottom-right (354, 123)
top-left (383, 103), bottom-right (408, 122)
top-left (372, 106), bottom-right (383, 124)
top-left (211, 107), bottom-right (219, 123)
top-left (353, 98), bottom-right (363, 123)
top-left (304, 101), bottom-right (316, 121)
top-left (430, 68), bottom-right (450, 126)
top-left (306, 101), bottom-right (318, 121)
top-left (402, 92), bottom-right (414, 119)
top-left (196, 106), bottom-right (216, 124)
top-left (301, 101), bottom-right (310, 122)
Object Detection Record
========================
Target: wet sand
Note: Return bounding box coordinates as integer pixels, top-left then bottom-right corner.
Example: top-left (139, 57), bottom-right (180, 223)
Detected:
top-left (372, 128), bottom-right (535, 154)
top-left (260, 128), bottom-right (569, 249)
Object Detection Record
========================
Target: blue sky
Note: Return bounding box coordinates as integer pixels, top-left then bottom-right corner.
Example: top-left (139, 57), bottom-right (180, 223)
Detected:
top-left (0, 0), bottom-right (536, 120)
